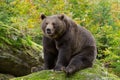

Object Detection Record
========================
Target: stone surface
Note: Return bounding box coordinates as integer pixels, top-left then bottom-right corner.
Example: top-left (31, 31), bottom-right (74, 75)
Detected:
top-left (0, 48), bottom-right (43, 76)
top-left (0, 73), bottom-right (14, 80)
top-left (11, 62), bottom-right (120, 80)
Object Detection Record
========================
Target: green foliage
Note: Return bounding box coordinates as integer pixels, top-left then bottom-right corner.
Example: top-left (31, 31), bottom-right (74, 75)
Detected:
top-left (0, 0), bottom-right (42, 61)
top-left (91, 0), bottom-right (113, 26)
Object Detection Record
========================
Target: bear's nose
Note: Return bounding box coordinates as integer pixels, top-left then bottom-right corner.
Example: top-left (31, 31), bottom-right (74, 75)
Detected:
top-left (46, 28), bottom-right (51, 34)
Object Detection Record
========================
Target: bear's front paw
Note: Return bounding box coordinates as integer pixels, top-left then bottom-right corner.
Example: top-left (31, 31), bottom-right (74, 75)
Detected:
top-left (64, 66), bottom-right (76, 76)
top-left (54, 65), bottom-right (65, 71)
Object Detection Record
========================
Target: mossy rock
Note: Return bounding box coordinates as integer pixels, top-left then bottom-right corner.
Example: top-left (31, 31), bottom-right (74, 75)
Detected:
top-left (0, 22), bottom-right (43, 76)
top-left (0, 73), bottom-right (14, 80)
top-left (11, 63), bottom-right (120, 80)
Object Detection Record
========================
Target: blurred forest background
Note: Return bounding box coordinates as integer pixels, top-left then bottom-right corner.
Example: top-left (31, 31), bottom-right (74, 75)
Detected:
top-left (0, 0), bottom-right (120, 78)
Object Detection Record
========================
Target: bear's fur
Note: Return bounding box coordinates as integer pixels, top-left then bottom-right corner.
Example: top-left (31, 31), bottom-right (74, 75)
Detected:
top-left (40, 14), bottom-right (97, 75)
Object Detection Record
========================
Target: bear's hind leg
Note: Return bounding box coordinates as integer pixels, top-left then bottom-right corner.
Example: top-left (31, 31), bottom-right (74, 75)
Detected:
top-left (65, 46), bottom-right (96, 75)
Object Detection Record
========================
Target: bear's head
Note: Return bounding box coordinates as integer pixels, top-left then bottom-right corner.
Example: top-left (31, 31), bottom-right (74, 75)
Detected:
top-left (40, 14), bottom-right (67, 39)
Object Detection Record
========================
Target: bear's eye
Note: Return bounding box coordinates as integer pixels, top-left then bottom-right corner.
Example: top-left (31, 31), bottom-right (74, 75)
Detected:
top-left (52, 23), bottom-right (56, 28)
top-left (52, 23), bottom-right (56, 26)
top-left (46, 23), bottom-right (48, 25)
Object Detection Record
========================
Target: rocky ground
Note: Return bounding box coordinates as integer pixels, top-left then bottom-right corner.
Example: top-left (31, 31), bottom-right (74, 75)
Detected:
top-left (10, 62), bottom-right (120, 80)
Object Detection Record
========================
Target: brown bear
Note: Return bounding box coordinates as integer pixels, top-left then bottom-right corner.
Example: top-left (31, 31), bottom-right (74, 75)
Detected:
top-left (40, 14), bottom-right (97, 75)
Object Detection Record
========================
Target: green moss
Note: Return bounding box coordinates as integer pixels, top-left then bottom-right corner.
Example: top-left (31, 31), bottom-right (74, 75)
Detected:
top-left (11, 63), bottom-right (120, 80)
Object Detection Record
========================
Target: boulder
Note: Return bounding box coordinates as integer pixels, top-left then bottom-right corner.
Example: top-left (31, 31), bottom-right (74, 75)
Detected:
top-left (0, 47), bottom-right (43, 76)
top-left (0, 22), bottom-right (43, 76)
top-left (11, 62), bottom-right (120, 80)
top-left (0, 73), bottom-right (14, 80)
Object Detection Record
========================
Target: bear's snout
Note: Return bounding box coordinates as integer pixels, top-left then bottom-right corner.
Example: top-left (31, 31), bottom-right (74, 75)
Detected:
top-left (46, 28), bottom-right (51, 34)
top-left (45, 24), bottom-right (55, 36)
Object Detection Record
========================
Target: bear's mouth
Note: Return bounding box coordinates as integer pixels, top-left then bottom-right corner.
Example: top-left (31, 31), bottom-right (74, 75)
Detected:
top-left (46, 32), bottom-right (54, 37)
top-left (45, 30), bottom-right (55, 36)
top-left (46, 31), bottom-right (53, 35)
top-left (47, 34), bottom-right (53, 36)
top-left (47, 31), bottom-right (51, 34)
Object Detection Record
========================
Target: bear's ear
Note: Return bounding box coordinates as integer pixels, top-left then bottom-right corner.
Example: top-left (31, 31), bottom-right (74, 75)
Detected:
top-left (58, 14), bottom-right (65, 20)
top-left (41, 14), bottom-right (46, 20)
